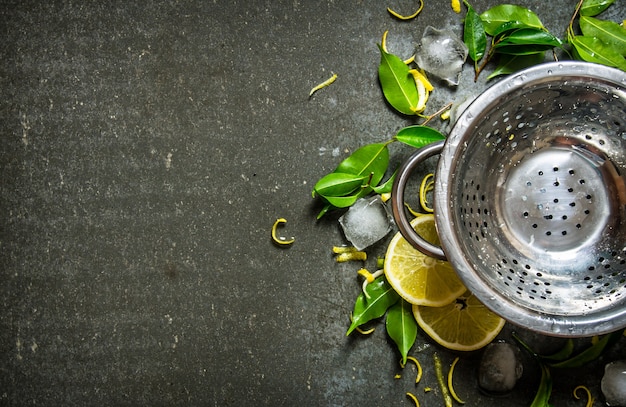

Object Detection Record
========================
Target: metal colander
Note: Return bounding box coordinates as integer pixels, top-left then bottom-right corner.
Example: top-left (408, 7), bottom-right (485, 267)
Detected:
top-left (392, 62), bottom-right (626, 337)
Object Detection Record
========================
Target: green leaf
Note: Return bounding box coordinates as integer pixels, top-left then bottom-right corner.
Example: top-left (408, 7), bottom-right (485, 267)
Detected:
top-left (530, 363), bottom-right (552, 407)
top-left (313, 172), bottom-right (366, 198)
top-left (580, 0), bottom-right (615, 16)
top-left (464, 3), bottom-right (487, 63)
top-left (487, 53), bottom-right (545, 79)
top-left (372, 169), bottom-right (397, 194)
top-left (493, 28), bottom-right (563, 55)
top-left (385, 299), bottom-right (417, 365)
top-left (394, 125), bottom-right (445, 148)
top-left (579, 16), bottom-right (626, 56)
top-left (320, 195), bottom-right (359, 209)
top-left (335, 143), bottom-right (389, 189)
top-left (480, 5), bottom-right (544, 36)
top-left (549, 329), bottom-right (624, 368)
top-left (377, 44), bottom-right (419, 116)
top-left (540, 339), bottom-right (575, 361)
top-left (491, 20), bottom-right (540, 37)
top-left (347, 276), bottom-right (400, 335)
top-left (571, 35), bottom-right (626, 71)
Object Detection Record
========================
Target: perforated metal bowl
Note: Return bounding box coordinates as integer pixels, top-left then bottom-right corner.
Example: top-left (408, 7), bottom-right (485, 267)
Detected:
top-left (392, 62), bottom-right (626, 337)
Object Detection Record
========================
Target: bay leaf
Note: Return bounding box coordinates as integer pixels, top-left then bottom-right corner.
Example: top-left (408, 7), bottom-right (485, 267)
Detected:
top-left (335, 142), bottom-right (389, 190)
top-left (313, 172), bottom-right (367, 199)
top-left (480, 5), bottom-right (544, 36)
top-left (464, 3), bottom-right (487, 63)
top-left (487, 53), bottom-right (545, 80)
top-left (377, 44), bottom-right (419, 116)
top-left (580, 0), bottom-right (615, 17)
top-left (571, 35), bottom-right (626, 71)
top-left (579, 16), bottom-right (626, 56)
top-left (394, 125), bottom-right (445, 148)
top-left (385, 299), bottom-right (417, 365)
top-left (347, 276), bottom-right (400, 335)
top-left (493, 28), bottom-right (563, 54)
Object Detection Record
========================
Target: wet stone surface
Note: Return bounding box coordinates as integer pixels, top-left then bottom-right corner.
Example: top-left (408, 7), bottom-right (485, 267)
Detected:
top-left (1, 1), bottom-right (625, 406)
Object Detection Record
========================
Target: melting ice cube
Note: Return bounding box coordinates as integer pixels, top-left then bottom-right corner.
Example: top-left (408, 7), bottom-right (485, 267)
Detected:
top-left (602, 360), bottom-right (626, 406)
top-left (415, 26), bottom-right (468, 86)
top-left (339, 195), bottom-right (394, 250)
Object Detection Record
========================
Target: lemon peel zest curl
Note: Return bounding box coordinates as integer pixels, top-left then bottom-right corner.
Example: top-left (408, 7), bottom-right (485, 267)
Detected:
top-left (336, 251), bottom-right (367, 262)
top-left (451, 0), bottom-right (461, 13)
top-left (309, 73), bottom-right (337, 97)
top-left (387, 0), bottom-right (424, 20)
top-left (406, 392), bottom-right (420, 407)
top-left (407, 356), bottom-right (423, 384)
top-left (362, 269), bottom-right (384, 299)
top-left (448, 357), bottom-right (465, 404)
top-left (382, 30), bottom-right (390, 54)
top-left (271, 218), bottom-right (295, 245)
top-left (573, 385), bottom-right (594, 407)
top-left (333, 246), bottom-right (358, 254)
top-left (419, 173), bottom-right (435, 213)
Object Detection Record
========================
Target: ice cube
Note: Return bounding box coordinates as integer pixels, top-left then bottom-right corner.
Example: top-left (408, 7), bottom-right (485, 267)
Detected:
top-left (602, 360), bottom-right (626, 406)
top-left (415, 26), bottom-right (468, 86)
top-left (478, 342), bottom-right (524, 395)
top-left (339, 195), bottom-right (393, 250)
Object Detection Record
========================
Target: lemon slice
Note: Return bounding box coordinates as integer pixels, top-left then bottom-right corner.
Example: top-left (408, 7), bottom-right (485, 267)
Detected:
top-left (384, 214), bottom-right (465, 306)
top-left (413, 292), bottom-right (505, 351)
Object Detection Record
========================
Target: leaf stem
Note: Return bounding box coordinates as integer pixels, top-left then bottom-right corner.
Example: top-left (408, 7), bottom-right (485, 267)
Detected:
top-left (420, 102), bottom-right (453, 126)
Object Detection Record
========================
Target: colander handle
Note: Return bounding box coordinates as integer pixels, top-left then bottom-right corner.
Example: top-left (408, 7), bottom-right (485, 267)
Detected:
top-left (391, 141), bottom-right (447, 260)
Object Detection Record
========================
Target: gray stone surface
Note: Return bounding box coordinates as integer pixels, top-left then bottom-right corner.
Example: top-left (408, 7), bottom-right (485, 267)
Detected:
top-left (1, 1), bottom-right (624, 405)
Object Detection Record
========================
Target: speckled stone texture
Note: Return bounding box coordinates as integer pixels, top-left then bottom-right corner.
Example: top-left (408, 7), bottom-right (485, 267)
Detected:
top-left (1, 1), bottom-right (625, 405)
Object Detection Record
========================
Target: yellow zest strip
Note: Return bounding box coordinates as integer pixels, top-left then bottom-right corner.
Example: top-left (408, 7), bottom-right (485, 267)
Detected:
top-left (448, 357), bottom-right (465, 404)
top-left (394, 374), bottom-right (402, 379)
top-left (408, 70), bottom-right (430, 114)
top-left (381, 30), bottom-right (390, 53)
top-left (309, 73), bottom-right (338, 97)
top-left (434, 353), bottom-right (453, 407)
top-left (407, 356), bottom-right (423, 384)
top-left (333, 246), bottom-right (358, 254)
top-left (440, 109), bottom-right (451, 120)
top-left (573, 385), bottom-right (594, 407)
top-left (404, 55), bottom-right (416, 65)
top-left (413, 78), bottom-right (427, 114)
top-left (409, 69), bottom-right (434, 92)
top-left (358, 268), bottom-right (376, 283)
top-left (406, 392), bottom-right (420, 407)
top-left (362, 270), bottom-right (384, 299)
top-left (388, 0), bottom-right (424, 20)
top-left (423, 387), bottom-right (432, 392)
top-left (419, 173), bottom-right (435, 213)
top-left (404, 202), bottom-right (422, 218)
top-left (336, 251), bottom-right (367, 262)
top-left (271, 218), bottom-right (295, 245)
top-left (356, 326), bottom-right (376, 335)
top-left (350, 313), bottom-right (376, 335)
top-left (380, 192), bottom-right (392, 203)
top-left (451, 0), bottom-right (461, 13)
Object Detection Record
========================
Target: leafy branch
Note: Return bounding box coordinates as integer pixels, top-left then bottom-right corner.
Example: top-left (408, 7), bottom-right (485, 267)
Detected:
top-left (463, 0), bottom-right (625, 80)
